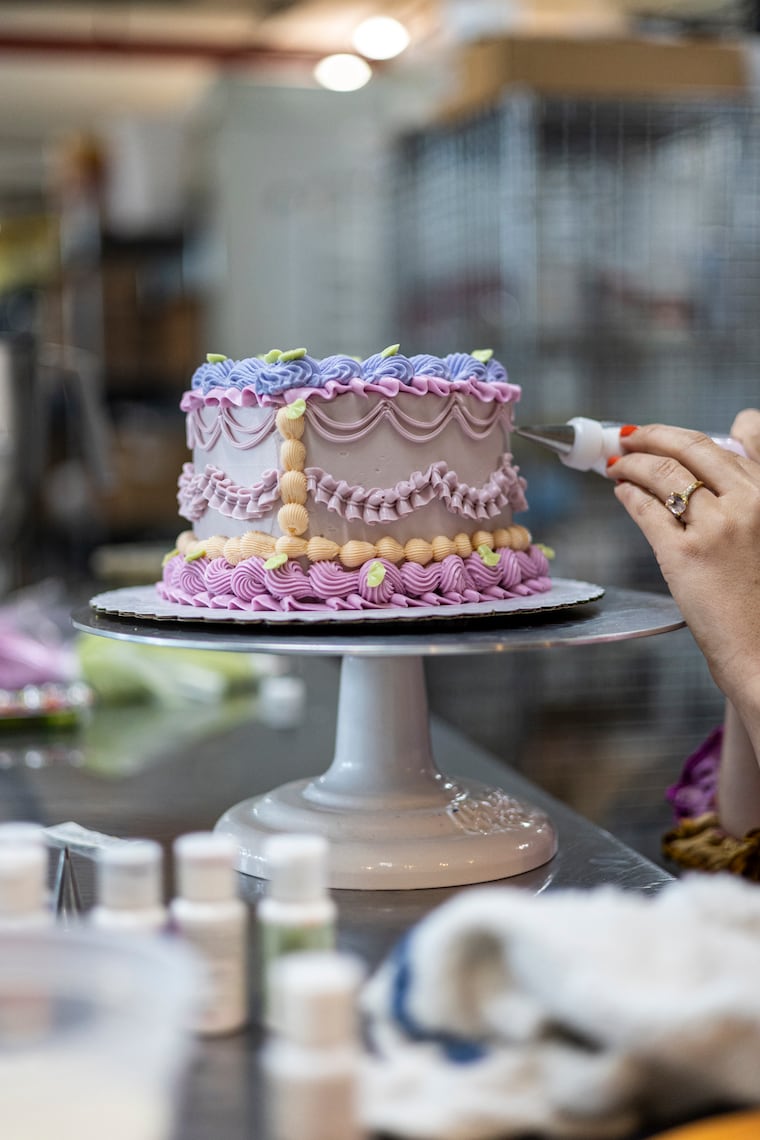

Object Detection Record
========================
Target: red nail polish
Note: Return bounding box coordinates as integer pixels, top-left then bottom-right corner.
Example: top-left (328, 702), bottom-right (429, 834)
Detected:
top-left (620, 424), bottom-right (639, 437)
top-left (606, 456), bottom-right (620, 467)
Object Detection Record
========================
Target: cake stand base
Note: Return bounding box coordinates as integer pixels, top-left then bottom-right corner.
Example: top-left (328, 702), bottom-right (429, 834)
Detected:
top-left (215, 655), bottom-right (557, 890)
top-left (217, 777), bottom-right (556, 890)
top-left (74, 586), bottom-right (685, 892)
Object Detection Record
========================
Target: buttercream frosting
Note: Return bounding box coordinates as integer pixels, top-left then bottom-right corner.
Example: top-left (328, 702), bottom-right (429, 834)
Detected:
top-left (159, 548), bottom-right (551, 612)
top-left (161, 345), bottom-right (553, 614)
top-left (183, 350), bottom-right (520, 409)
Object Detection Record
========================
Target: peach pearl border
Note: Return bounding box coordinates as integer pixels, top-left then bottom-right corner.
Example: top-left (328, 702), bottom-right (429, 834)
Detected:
top-left (173, 523), bottom-right (533, 570)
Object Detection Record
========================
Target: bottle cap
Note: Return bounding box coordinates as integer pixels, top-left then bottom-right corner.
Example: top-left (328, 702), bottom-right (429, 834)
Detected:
top-left (174, 832), bottom-right (237, 902)
top-left (258, 674), bottom-right (306, 729)
top-left (0, 844), bottom-right (47, 916)
top-left (264, 834), bottom-right (329, 904)
top-left (269, 951), bottom-right (364, 1047)
top-left (96, 839), bottom-right (163, 911)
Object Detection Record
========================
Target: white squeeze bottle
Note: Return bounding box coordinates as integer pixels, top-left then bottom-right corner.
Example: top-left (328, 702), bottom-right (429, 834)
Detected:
top-left (258, 834), bottom-right (337, 1028)
top-left (262, 950), bottom-right (367, 1140)
top-left (0, 842), bottom-right (54, 1042)
top-left (170, 831), bottom-right (249, 1036)
top-left (0, 825), bottom-right (54, 915)
top-left (90, 839), bottom-right (168, 934)
top-left (0, 842), bottom-right (52, 931)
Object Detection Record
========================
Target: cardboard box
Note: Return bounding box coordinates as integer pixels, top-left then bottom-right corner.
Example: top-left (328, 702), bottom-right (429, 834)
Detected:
top-left (440, 35), bottom-right (749, 120)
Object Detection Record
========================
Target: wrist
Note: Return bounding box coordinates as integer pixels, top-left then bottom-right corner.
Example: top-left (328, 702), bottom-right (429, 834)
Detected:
top-left (721, 674), bottom-right (760, 753)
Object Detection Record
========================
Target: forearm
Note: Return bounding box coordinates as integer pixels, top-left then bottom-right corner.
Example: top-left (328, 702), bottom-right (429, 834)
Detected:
top-left (716, 699), bottom-right (760, 837)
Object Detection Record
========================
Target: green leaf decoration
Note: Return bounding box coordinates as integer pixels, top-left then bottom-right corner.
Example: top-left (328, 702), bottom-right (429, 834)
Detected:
top-left (264, 349), bottom-right (283, 364)
top-left (380, 343), bottom-right (400, 358)
top-left (477, 543), bottom-right (500, 567)
top-left (536, 543), bottom-right (556, 560)
top-left (366, 561), bottom-right (386, 588)
top-left (280, 347), bottom-right (307, 362)
top-left (186, 548), bottom-right (207, 563)
top-left (162, 548), bottom-right (179, 567)
top-left (264, 552), bottom-right (288, 571)
top-left (206, 353), bottom-right (228, 364)
top-left (285, 398), bottom-right (307, 420)
top-left (472, 348), bottom-right (493, 363)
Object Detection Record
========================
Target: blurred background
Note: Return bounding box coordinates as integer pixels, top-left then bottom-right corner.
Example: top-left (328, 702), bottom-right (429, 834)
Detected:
top-left (1, 0), bottom-right (758, 862)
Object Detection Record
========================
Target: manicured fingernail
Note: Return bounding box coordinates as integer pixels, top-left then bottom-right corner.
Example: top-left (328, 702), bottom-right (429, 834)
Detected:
top-left (606, 456), bottom-right (620, 467)
top-left (620, 424), bottom-right (639, 437)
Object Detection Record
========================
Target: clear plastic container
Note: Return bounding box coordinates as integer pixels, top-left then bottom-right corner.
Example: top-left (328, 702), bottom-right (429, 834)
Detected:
top-left (0, 925), bottom-right (202, 1140)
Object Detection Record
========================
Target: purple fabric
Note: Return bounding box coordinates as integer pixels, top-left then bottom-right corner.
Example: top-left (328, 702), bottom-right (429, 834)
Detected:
top-left (666, 726), bottom-right (723, 821)
top-left (0, 624), bottom-right (72, 688)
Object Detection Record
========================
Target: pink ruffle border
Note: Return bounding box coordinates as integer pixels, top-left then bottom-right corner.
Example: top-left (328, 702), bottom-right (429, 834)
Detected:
top-left (180, 374), bottom-right (522, 413)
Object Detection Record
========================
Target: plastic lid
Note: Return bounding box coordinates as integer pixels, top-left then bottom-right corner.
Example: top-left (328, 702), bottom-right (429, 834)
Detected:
top-left (264, 834), bottom-right (329, 904)
top-left (0, 844), bottom-right (48, 915)
top-left (96, 840), bottom-right (163, 911)
top-left (268, 951), bottom-right (364, 1047)
top-left (173, 832), bottom-right (237, 903)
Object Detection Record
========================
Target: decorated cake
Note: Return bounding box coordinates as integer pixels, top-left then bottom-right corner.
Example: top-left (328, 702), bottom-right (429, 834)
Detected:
top-left (158, 346), bottom-right (552, 613)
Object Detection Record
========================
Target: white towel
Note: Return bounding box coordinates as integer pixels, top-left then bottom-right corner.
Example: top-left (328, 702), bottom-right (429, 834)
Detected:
top-left (360, 875), bottom-right (760, 1139)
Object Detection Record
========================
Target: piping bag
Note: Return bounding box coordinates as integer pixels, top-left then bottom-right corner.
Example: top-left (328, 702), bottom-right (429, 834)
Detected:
top-left (515, 416), bottom-right (746, 475)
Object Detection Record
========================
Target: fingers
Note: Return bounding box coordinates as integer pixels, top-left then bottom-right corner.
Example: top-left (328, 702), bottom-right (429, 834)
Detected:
top-left (609, 448), bottom-right (716, 526)
top-left (613, 479), bottom-right (681, 549)
top-left (730, 408), bottom-right (760, 464)
top-left (617, 424), bottom-right (747, 496)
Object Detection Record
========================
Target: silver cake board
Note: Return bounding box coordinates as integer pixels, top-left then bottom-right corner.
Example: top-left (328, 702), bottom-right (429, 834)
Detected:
top-left (88, 578), bottom-right (604, 626)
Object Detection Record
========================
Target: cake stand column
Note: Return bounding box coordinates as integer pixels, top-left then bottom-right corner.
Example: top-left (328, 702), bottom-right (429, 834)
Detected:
top-left (307, 656), bottom-right (447, 805)
top-left (215, 654), bottom-right (557, 890)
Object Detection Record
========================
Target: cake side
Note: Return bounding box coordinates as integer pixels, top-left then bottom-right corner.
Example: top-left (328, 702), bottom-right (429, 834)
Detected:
top-left (159, 348), bottom-right (553, 612)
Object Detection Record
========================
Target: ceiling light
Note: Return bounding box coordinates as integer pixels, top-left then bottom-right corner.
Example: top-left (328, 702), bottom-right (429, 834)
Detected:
top-left (352, 16), bottom-right (410, 60)
top-left (313, 54), bottom-right (372, 92)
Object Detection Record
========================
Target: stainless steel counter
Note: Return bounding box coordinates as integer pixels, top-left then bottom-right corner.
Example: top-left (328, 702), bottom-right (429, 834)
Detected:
top-left (0, 648), bottom-right (675, 1139)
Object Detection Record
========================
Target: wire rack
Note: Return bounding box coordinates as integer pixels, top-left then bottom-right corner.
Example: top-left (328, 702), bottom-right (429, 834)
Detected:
top-left (395, 94), bottom-right (760, 420)
top-left (394, 94), bottom-right (760, 859)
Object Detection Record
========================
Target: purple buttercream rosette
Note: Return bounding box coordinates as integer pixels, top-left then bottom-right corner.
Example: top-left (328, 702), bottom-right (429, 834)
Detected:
top-left (408, 354), bottom-right (449, 380)
top-left (444, 353), bottom-right (488, 382)
top-left (361, 352), bottom-right (415, 385)
top-left (358, 559), bottom-right (403, 604)
top-left (191, 358), bottom-right (238, 392)
top-left (485, 357), bottom-right (508, 384)
top-left (319, 355), bottom-right (364, 384)
top-left (250, 355), bottom-right (323, 396)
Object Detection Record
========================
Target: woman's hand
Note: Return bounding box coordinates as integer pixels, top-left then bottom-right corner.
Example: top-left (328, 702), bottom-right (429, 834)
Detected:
top-left (611, 412), bottom-right (760, 723)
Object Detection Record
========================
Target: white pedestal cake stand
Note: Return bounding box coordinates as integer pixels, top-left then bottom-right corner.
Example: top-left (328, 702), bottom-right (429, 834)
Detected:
top-left (73, 584), bottom-right (684, 890)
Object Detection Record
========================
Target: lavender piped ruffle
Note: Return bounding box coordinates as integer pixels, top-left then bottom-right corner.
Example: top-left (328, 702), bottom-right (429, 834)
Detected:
top-left (177, 456), bottom-right (529, 528)
top-left (305, 457), bottom-right (528, 523)
top-left (182, 371), bottom-right (521, 412)
top-left (158, 549), bottom-right (551, 613)
top-left (178, 463), bottom-right (281, 523)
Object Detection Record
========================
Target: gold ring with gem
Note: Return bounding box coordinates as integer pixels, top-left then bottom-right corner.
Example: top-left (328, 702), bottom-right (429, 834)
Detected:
top-left (665, 479), bottom-right (705, 520)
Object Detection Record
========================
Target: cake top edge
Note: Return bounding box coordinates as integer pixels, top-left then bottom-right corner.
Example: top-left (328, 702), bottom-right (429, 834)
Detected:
top-left (185, 348), bottom-right (520, 405)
